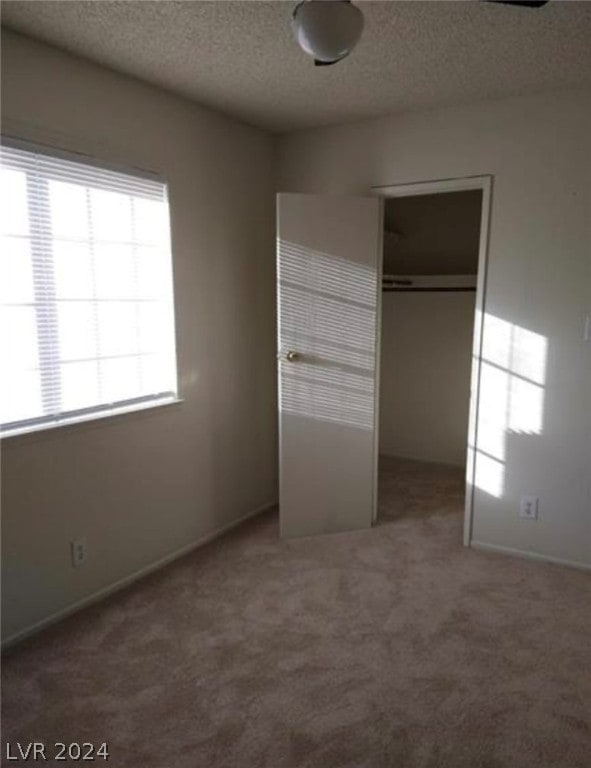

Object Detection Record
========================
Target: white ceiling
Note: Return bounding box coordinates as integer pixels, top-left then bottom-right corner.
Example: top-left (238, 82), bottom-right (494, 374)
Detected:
top-left (2, 0), bottom-right (591, 134)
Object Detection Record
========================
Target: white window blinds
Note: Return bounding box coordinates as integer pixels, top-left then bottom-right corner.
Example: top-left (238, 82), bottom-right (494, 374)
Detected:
top-left (0, 140), bottom-right (179, 436)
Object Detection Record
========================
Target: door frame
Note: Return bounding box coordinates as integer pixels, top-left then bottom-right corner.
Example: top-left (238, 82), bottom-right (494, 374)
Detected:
top-left (371, 175), bottom-right (493, 546)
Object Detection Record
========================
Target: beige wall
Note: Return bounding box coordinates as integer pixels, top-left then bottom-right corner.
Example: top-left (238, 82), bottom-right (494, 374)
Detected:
top-left (1, 31), bottom-right (277, 643)
top-left (380, 292), bottom-right (475, 467)
top-left (278, 89), bottom-right (591, 568)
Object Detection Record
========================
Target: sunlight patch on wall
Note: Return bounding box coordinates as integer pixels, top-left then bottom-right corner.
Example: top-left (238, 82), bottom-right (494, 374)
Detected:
top-left (469, 447), bottom-right (506, 498)
top-left (473, 313), bottom-right (548, 498)
top-left (278, 239), bottom-right (376, 431)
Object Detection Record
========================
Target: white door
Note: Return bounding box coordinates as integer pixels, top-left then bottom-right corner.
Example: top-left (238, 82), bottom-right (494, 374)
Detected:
top-left (277, 193), bottom-right (383, 538)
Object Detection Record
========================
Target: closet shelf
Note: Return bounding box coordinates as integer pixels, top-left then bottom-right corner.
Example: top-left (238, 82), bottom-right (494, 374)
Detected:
top-left (382, 274), bottom-right (476, 292)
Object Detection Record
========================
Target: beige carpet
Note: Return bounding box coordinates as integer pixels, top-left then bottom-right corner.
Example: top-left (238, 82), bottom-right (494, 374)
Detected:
top-left (2, 457), bottom-right (590, 767)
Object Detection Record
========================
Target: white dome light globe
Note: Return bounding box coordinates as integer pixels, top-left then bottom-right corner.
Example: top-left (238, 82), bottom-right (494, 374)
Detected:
top-left (291, 0), bottom-right (364, 65)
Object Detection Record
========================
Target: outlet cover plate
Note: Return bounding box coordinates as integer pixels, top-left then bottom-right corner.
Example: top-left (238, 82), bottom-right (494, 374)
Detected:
top-left (519, 496), bottom-right (539, 520)
top-left (71, 537), bottom-right (87, 567)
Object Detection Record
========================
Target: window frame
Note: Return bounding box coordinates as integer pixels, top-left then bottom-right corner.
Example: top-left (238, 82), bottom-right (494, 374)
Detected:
top-left (0, 135), bottom-right (182, 439)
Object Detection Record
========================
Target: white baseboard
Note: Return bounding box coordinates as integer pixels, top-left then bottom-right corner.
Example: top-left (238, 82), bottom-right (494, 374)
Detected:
top-left (2, 500), bottom-right (277, 651)
top-left (471, 540), bottom-right (591, 572)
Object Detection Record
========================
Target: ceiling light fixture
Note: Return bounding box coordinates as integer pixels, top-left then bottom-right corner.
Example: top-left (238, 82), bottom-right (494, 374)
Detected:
top-left (291, 0), bottom-right (364, 66)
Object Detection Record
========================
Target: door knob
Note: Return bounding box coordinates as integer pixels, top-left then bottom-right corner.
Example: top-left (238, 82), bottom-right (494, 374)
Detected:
top-left (286, 350), bottom-right (300, 362)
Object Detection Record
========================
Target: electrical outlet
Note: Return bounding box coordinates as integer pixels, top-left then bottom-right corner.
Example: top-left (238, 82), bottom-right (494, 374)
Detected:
top-left (71, 537), bottom-right (87, 567)
top-left (519, 496), bottom-right (539, 520)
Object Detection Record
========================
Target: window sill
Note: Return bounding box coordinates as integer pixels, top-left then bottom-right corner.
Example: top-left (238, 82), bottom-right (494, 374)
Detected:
top-left (1, 396), bottom-right (185, 442)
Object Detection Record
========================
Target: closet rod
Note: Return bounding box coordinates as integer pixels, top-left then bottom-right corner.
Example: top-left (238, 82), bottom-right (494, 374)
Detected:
top-left (383, 286), bottom-right (476, 293)
top-left (382, 274), bottom-right (477, 293)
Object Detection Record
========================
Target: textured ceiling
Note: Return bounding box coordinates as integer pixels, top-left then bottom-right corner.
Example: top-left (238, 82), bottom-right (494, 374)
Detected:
top-left (2, 0), bottom-right (591, 133)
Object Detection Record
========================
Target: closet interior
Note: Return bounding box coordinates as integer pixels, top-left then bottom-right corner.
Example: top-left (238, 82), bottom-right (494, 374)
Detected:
top-left (378, 189), bottom-right (483, 525)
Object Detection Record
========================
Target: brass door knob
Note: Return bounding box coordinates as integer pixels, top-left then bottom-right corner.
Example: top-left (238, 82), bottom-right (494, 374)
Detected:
top-left (286, 350), bottom-right (300, 362)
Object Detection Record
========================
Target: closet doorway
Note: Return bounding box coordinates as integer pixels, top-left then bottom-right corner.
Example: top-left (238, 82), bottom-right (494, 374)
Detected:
top-left (373, 178), bottom-right (491, 542)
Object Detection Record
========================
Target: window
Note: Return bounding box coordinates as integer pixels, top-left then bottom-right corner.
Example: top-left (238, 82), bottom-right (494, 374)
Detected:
top-left (0, 139), bottom-right (179, 437)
